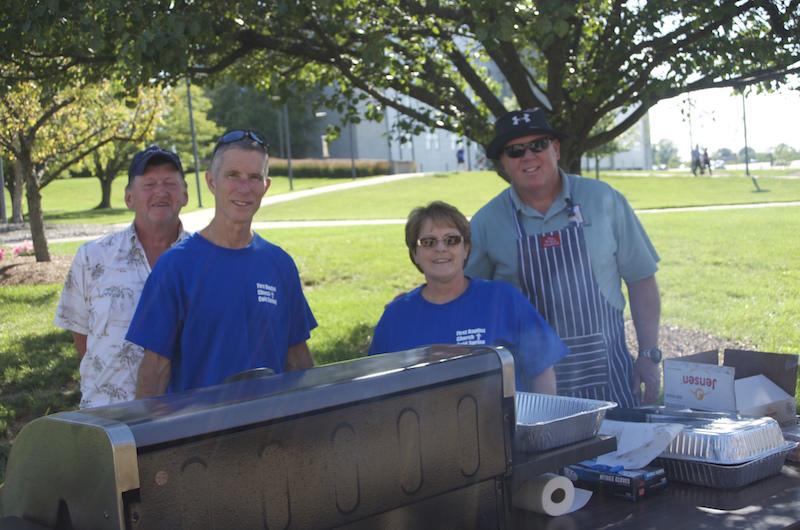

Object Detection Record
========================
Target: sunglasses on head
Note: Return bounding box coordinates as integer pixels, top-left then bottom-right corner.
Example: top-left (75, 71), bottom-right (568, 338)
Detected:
top-left (417, 234), bottom-right (464, 248)
top-left (213, 130), bottom-right (269, 156)
top-left (503, 137), bottom-right (553, 158)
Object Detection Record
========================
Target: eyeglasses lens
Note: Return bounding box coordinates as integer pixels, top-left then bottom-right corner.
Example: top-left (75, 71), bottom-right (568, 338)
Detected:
top-left (504, 138), bottom-right (551, 158)
top-left (418, 235), bottom-right (463, 248)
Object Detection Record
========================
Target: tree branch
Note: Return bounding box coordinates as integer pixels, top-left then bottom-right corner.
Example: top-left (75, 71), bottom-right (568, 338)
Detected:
top-left (445, 44), bottom-right (505, 116)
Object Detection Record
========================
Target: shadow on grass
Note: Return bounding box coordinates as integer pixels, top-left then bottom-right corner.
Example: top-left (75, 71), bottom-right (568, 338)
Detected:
top-left (0, 328), bottom-right (79, 440)
top-left (0, 288), bottom-right (60, 308)
top-left (0, 327), bottom-right (79, 481)
top-left (314, 323), bottom-right (373, 365)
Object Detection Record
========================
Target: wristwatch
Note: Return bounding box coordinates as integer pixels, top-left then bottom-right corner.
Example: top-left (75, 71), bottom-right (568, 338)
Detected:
top-left (639, 347), bottom-right (663, 364)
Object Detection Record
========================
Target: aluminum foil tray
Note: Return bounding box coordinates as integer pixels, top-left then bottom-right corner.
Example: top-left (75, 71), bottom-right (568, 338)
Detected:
top-left (781, 421), bottom-right (800, 462)
top-left (660, 416), bottom-right (787, 465)
top-left (514, 392), bottom-right (616, 452)
top-left (657, 442), bottom-right (796, 489)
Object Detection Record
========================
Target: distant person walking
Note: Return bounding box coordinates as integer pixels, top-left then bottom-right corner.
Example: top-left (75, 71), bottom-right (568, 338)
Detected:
top-left (456, 145), bottom-right (466, 171)
top-left (702, 148), bottom-right (712, 175)
top-left (691, 145), bottom-right (702, 176)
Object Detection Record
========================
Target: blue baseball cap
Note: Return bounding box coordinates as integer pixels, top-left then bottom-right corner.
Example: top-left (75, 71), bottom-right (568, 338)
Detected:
top-left (128, 145), bottom-right (184, 184)
top-left (486, 108), bottom-right (566, 160)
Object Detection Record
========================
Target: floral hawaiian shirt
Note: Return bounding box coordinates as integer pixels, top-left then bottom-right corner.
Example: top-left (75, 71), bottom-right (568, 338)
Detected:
top-left (55, 223), bottom-right (188, 408)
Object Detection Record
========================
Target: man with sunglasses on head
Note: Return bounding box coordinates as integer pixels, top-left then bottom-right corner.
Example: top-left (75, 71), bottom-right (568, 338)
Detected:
top-left (128, 130), bottom-right (316, 398)
top-left (55, 145), bottom-right (189, 408)
top-left (466, 109), bottom-right (662, 407)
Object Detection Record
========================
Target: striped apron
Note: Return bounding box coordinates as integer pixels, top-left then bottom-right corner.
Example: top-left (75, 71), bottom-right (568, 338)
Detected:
top-left (510, 190), bottom-right (637, 407)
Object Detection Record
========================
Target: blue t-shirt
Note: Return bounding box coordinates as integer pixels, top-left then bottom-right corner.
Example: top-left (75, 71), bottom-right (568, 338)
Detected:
top-left (369, 279), bottom-right (568, 391)
top-left (126, 233), bottom-right (317, 393)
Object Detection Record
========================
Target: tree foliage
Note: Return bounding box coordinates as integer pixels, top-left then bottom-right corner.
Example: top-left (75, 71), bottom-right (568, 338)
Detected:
top-left (207, 82), bottom-right (321, 158)
top-left (154, 84), bottom-right (223, 172)
top-left (713, 147), bottom-right (736, 162)
top-left (76, 87), bottom-right (165, 208)
top-left (653, 139), bottom-right (680, 167)
top-left (772, 143), bottom-right (798, 165)
top-left (2, 1), bottom-right (799, 174)
top-left (0, 79), bottom-right (162, 260)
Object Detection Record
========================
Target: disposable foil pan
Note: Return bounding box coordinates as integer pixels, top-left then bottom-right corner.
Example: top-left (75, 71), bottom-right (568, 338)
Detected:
top-left (781, 421), bottom-right (800, 462)
top-left (514, 392), bottom-right (616, 452)
top-left (660, 416), bottom-right (787, 465)
top-left (657, 442), bottom-right (796, 489)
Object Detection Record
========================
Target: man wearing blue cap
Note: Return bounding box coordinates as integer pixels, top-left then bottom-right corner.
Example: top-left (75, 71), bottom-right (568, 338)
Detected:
top-left (55, 145), bottom-right (189, 408)
top-left (466, 108), bottom-right (662, 406)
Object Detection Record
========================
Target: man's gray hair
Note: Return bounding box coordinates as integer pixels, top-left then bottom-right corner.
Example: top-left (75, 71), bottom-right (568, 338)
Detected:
top-left (210, 139), bottom-right (269, 178)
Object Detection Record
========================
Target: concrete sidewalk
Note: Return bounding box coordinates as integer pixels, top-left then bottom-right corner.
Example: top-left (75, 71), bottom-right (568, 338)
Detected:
top-left (178, 171), bottom-right (430, 233)
top-left (9, 188), bottom-right (798, 245)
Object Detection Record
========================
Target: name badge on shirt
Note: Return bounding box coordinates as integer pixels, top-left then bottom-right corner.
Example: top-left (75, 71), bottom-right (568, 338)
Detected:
top-left (539, 233), bottom-right (561, 249)
top-left (568, 203), bottom-right (585, 225)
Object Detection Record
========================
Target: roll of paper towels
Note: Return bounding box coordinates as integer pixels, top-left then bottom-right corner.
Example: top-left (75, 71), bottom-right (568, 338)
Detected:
top-left (512, 473), bottom-right (591, 516)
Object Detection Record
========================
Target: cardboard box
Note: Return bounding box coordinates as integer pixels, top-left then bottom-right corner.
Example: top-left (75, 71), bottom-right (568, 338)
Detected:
top-left (663, 349), bottom-right (798, 424)
top-left (563, 464), bottom-right (667, 502)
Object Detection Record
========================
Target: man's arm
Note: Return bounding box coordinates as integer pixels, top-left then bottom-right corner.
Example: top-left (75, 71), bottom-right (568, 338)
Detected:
top-left (285, 341), bottom-right (314, 371)
top-left (71, 332), bottom-right (88, 360)
top-left (529, 366), bottom-right (557, 395)
top-left (135, 350), bottom-right (171, 398)
top-left (626, 275), bottom-right (661, 404)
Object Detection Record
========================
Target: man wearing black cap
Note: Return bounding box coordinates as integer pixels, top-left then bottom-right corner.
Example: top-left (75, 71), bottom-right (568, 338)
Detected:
top-left (55, 145), bottom-right (189, 408)
top-left (465, 108), bottom-right (662, 406)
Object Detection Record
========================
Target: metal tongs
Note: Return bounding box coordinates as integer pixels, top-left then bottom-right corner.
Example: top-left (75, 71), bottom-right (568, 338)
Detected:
top-left (606, 406), bottom-right (742, 425)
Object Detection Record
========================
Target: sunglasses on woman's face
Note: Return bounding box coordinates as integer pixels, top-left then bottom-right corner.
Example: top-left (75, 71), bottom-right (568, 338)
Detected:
top-left (503, 137), bottom-right (553, 158)
top-left (417, 234), bottom-right (464, 248)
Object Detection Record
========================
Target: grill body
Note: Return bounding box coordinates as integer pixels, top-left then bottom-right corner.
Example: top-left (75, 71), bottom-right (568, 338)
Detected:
top-left (1, 345), bottom-right (515, 530)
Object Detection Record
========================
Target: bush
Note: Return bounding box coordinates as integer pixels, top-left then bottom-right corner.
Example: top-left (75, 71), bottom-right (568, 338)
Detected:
top-left (269, 158), bottom-right (403, 179)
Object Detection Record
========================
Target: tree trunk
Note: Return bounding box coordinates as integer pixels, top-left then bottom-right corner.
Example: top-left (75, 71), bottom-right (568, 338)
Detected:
top-left (20, 153), bottom-right (50, 262)
top-left (564, 155), bottom-right (582, 175)
top-left (561, 140), bottom-right (584, 176)
top-left (595, 155), bottom-right (600, 179)
top-left (11, 158), bottom-right (24, 223)
top-left (97, 173), bottom-right (113, 209)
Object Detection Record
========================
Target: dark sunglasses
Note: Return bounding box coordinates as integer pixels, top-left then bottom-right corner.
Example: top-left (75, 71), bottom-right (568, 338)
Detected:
top-left (503, 137), bottom-right (553, 158)
top-left (213, 130), bottom-right (269, 156)
top-left (417, 234), bottom-right (464, 248)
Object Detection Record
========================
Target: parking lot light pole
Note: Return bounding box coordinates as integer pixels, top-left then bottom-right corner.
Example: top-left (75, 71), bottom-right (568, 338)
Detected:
top-left (283, 103), bottom-right (293, 191)
top-left (348, 122), bottom-right (357, 180)
top-left (186, 77), bottom-right (203, 207)
top-left (741, 91), bottom-right (761, 192)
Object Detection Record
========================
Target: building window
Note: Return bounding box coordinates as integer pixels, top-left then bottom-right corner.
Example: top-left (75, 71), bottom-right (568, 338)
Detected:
top-left (426, 132), bottom-right (440, 150)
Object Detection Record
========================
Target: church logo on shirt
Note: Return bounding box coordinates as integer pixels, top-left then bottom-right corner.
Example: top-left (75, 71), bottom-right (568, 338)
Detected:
top-left (256, 282), bottom-right (278, 305)
top-left (539, 233), bottom-right (561, 249)
top-left (456, 327), bottom-right (487, 345)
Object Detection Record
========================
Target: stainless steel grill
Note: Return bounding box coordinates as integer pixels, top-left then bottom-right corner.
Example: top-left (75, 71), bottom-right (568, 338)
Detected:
top-left (1, 345), bottom-right (517, 530)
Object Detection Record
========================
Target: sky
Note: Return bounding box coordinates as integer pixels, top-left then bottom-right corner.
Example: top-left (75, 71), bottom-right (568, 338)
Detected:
top-left (648, 86), bottom-right (800, 160)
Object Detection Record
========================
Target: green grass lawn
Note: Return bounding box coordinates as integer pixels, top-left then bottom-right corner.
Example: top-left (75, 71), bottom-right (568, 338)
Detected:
top-left (2, 171), bottom-right (799, 480)
top-left (2, 174), bottom-right (335, 225)
top-left (254, 172), bottom-right (800, 221)
top-left (6, 170), bottom-right (799, 226)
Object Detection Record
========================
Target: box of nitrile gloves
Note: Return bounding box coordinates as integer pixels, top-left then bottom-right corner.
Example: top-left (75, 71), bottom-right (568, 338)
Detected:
top-left (563, 464), bottom-right (667, 502)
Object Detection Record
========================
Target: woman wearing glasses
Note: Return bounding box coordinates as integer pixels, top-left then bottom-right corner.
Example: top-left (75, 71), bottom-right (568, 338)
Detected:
top-left (368, 201), bottom-right (567, 393)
